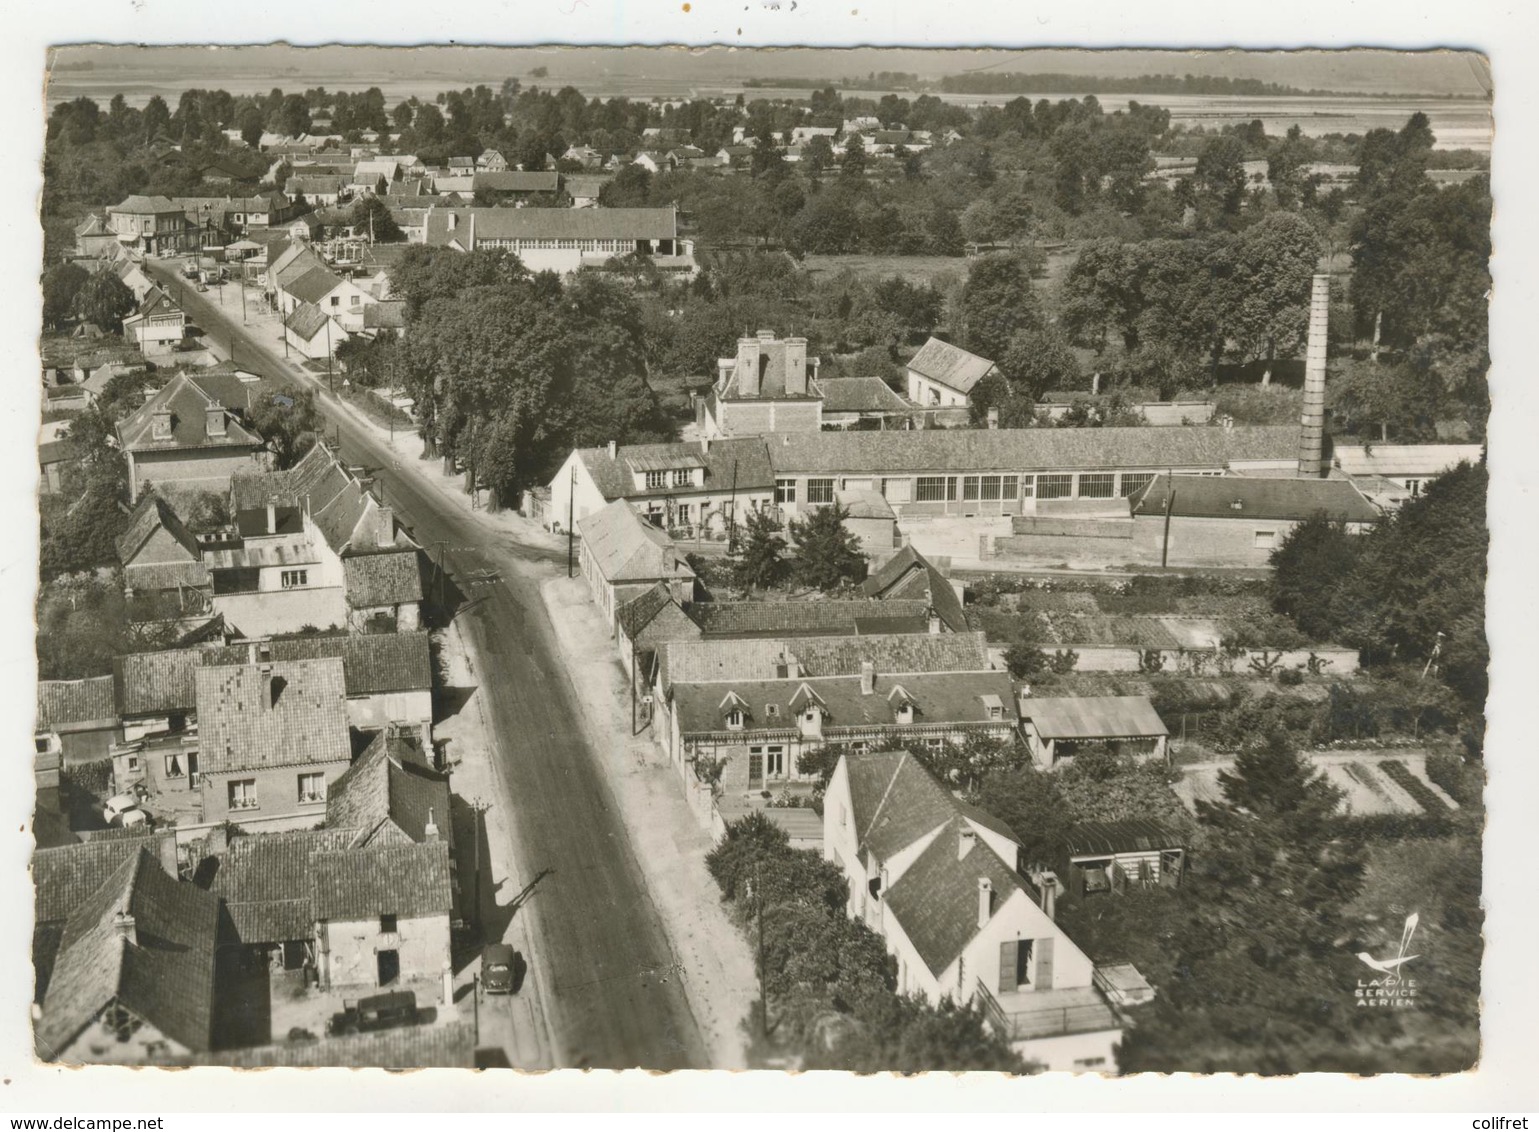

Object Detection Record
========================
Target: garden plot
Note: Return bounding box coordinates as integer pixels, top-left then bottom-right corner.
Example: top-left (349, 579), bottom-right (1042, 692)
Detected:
top-left (1175, 751), bottom-right (1458, 817)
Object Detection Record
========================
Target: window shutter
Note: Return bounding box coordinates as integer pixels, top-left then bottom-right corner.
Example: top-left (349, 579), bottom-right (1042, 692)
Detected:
top-left (998, 940), bottom-right (1017, 993)
top-left (1036, 936), bottom-right (1055, 991)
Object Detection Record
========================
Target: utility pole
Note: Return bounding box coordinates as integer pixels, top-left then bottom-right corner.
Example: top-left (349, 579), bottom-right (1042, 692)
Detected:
top-left (325, 314), bottom-right (334, 394)
top-left (1160, 475), bottom-right (1175, 570)
top-left (566, 464), bottom-right (576, 579)
top-left (754, 859), bottom-right (768, 1040)
top-left (727, 458), bottom-right (739, 555)
top-left (630, 634), bottom-right (638, 735)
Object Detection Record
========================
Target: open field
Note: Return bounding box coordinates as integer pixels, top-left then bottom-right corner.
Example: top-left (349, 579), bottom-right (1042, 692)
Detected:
top-left (801, 254), bottom-right (968, 286)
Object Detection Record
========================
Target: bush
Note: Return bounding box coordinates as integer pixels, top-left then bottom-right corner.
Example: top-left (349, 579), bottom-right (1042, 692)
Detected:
top-left (1276, 666), bottom-right (1305, 686)
top-left (1424, 751), bottom-right (1478, 806)
top-left (1379, 759), bottom-right (1450, 814)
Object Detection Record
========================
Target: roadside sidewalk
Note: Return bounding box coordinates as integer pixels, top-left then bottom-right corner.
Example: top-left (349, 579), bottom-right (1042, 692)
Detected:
top-left (435, 620), bottom-right (559, 1070)
top-left (538, 574), bottom-right (756, 1070)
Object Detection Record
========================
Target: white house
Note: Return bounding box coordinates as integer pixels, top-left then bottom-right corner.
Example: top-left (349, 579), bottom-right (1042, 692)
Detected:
top-left (822, 750), bottom-right (1125, 1071)
top-left (905, 336), bottom-right (998, 409)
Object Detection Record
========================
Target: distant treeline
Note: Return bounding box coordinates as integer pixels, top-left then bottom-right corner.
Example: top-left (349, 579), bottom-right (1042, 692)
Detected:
top-left (749, 70), bottom-right (1481, 101)
top-left (941, 72), bottom-right (1387, 97)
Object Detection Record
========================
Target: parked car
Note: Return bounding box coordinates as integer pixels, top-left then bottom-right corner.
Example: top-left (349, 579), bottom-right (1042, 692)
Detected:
top-left (103, 793), bottom-right (146, 827)
top-left (482, 944), bottom-right (518, 995)
top-left (328, 990), bottom-right (418, 1036)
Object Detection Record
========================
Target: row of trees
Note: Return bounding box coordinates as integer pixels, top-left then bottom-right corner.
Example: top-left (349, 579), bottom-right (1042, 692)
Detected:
top-left (706, 812), bottom-right (1026, 1071)
top-left (1268, 460), bottom-right (1488, 737)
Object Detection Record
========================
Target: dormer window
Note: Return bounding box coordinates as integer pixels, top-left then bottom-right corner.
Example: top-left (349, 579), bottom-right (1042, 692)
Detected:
top-left (645, 470), bottom-right (667, 490)
top-left (672, 469), bottom-right (692, 487)
top-left (980, 693), bottom-right (1005, 722)
top-left (765, 704), bottom-right (779, 719)
top-left (725, 709), bottom-right (745, 731)
top-left (895, 702), bottom-right (914, 725)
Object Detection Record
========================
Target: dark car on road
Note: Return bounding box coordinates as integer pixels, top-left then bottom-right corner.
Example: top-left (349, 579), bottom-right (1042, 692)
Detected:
top-left (328, 989), bottom-right (419, 1036)
top-left (482, 943), bottom-right (518, 995)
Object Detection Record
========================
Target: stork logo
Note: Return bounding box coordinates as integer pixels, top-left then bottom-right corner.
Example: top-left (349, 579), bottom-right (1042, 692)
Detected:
top-left (1354, 913), bottom-right (1422, 1008)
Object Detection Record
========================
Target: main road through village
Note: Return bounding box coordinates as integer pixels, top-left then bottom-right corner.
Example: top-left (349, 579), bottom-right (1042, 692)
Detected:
top-left (146, 260), bottom-right (708, 1070)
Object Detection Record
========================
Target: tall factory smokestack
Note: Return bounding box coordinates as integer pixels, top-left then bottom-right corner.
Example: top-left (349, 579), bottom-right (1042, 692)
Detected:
top-left (1297, 273), bottom-right (1331, 478)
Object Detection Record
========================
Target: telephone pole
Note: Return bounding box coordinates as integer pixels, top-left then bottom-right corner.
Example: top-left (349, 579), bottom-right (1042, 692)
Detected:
top-left (566, 464), bottom-right (576, 579)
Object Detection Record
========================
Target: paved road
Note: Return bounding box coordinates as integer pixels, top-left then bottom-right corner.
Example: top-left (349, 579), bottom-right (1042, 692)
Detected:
top-left (149, 260), bottom-right (708, 1069)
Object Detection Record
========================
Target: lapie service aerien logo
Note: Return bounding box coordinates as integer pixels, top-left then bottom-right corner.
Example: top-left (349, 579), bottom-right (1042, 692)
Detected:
top-left (1354, 912), bottom-right (1421, 1008)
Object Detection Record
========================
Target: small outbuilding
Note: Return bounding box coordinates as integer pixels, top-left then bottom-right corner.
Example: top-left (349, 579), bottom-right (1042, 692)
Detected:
top-left (1019, 694), bottom-right (1169, 770)
top-left (1061, 819), bottom-right (1186, 901)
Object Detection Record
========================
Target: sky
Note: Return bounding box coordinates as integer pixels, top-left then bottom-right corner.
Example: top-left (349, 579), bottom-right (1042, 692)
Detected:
top-left (45, 45), bottom-right (1491, 98)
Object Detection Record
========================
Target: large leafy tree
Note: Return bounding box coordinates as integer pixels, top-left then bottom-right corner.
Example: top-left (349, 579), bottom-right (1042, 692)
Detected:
top-left (955, 252), bottom-right (1045, 361)
top-left (789, 501), bottom-right (867, 591)
top-left (733, 507), bottom-right (788, 591)
top-left (1228, 212), bottom-right (1324, 384)
top-left (74, 268), bottom-right (135, 333)
top-left (41, 262), bottom-right (89, 330)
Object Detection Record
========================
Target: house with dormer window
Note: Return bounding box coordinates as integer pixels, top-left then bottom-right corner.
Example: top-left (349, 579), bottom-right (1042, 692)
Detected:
top-left (664, 661), bottom-right (1017, 796)
top-left (548, 436), bottom-right (774, 541)
top-left (823, 750), bottom-right (1125, 1072)
top-left (115, 372), bottom-right (268, 504)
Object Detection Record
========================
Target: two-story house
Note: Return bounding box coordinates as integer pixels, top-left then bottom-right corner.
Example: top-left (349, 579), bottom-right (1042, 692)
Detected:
top-left (823, 750), bottom-right (1124, 1071)
top-left (105, 195), bottom-right (196, 256)
top-left (548, 436), bottom-right (775, 540)
top-left (120, 287), bottom-right (188, 358)
top-left (696, 330), bottom-right (823, 440)
top-left (34, 848), bottom-right (220, 1065)
top-left (115, 373), bottom-right (268, 505)
top-left (577, 499), bottom-right (698, 636)
top-left (194, 656), bottom-right (353, 830)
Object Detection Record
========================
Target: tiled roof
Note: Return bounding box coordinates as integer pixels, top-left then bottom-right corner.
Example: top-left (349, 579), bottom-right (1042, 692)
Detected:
top-left (578, 500), bottom-right (696, 584)
top-left (116, 647), bottom-right (239, 717)
top-left (671, 669), bottom-right (1017, 736)
top-left (843, 750), bottom-right (1019, 866)
top-left (765, 425), bottom-right (1301, 476)
top-left (1130, 473), bottom-right (1381, 524)
top-left (343, 550), bottom-right (424, 608)
top-left (283, 302), bottom-right (335, 342)
top-left (1063, 818), bottom-right (1183, 857)
top-left (362, 300), bottom-right (406, 329)
top-left (326, 731), bottom-right (449, 847)
top-left (815, 376), bottom-right (912, 414)
top-left (861, 545), bottom-right (967, 634)
top-left (423, 206), bottom-right (677, 247)
top-left (564, 175), bottom-right (612, 197)
top-left (1018, 695), bottom-right (1168, 740)
top-left (616, 582), bottom-right (679, 639)
top-left (194, 658), bottom-right (351, 774)
top-left (310, 841), bottom-right (452, 921)
top-left (115, 492), bottom-right (204, 567)
top-left (684, 600), bottom-right (932, 639)
top-left (717, 338), bottom-right (817, 401)
top-left (108, 195), bottom-right (184, 215)
top-left (115, 372), bottom-right (263, 454)
top-left (275, 630), bottom-right (433, 695)
top-left (284, 265), bottom-right (347, 305)
top-left (576, 437), bottom-right (774, 500)
top-left (905, 337), bottom-right (997, 395)
top-left (194, 1020), bottom-right (475, 1068)
top-left (1331, 443), bottom-right (1484, 479)
top-left (37, 850), bottom-right (220, 1058)
top-left (473, 171), bottom-right (561, 192)
top-left (885, 816), bottom-right (1028, 977)
top-left (32, 833), bottom-right (174, 924)
top-left (37, 676), bottom-right (118, 730)
top-left (658, 630), bottom-right (990, 692)
top-left (208, 829), bottom-right (359, 944)
top-left (286, 175), bottom-right (351, 195)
